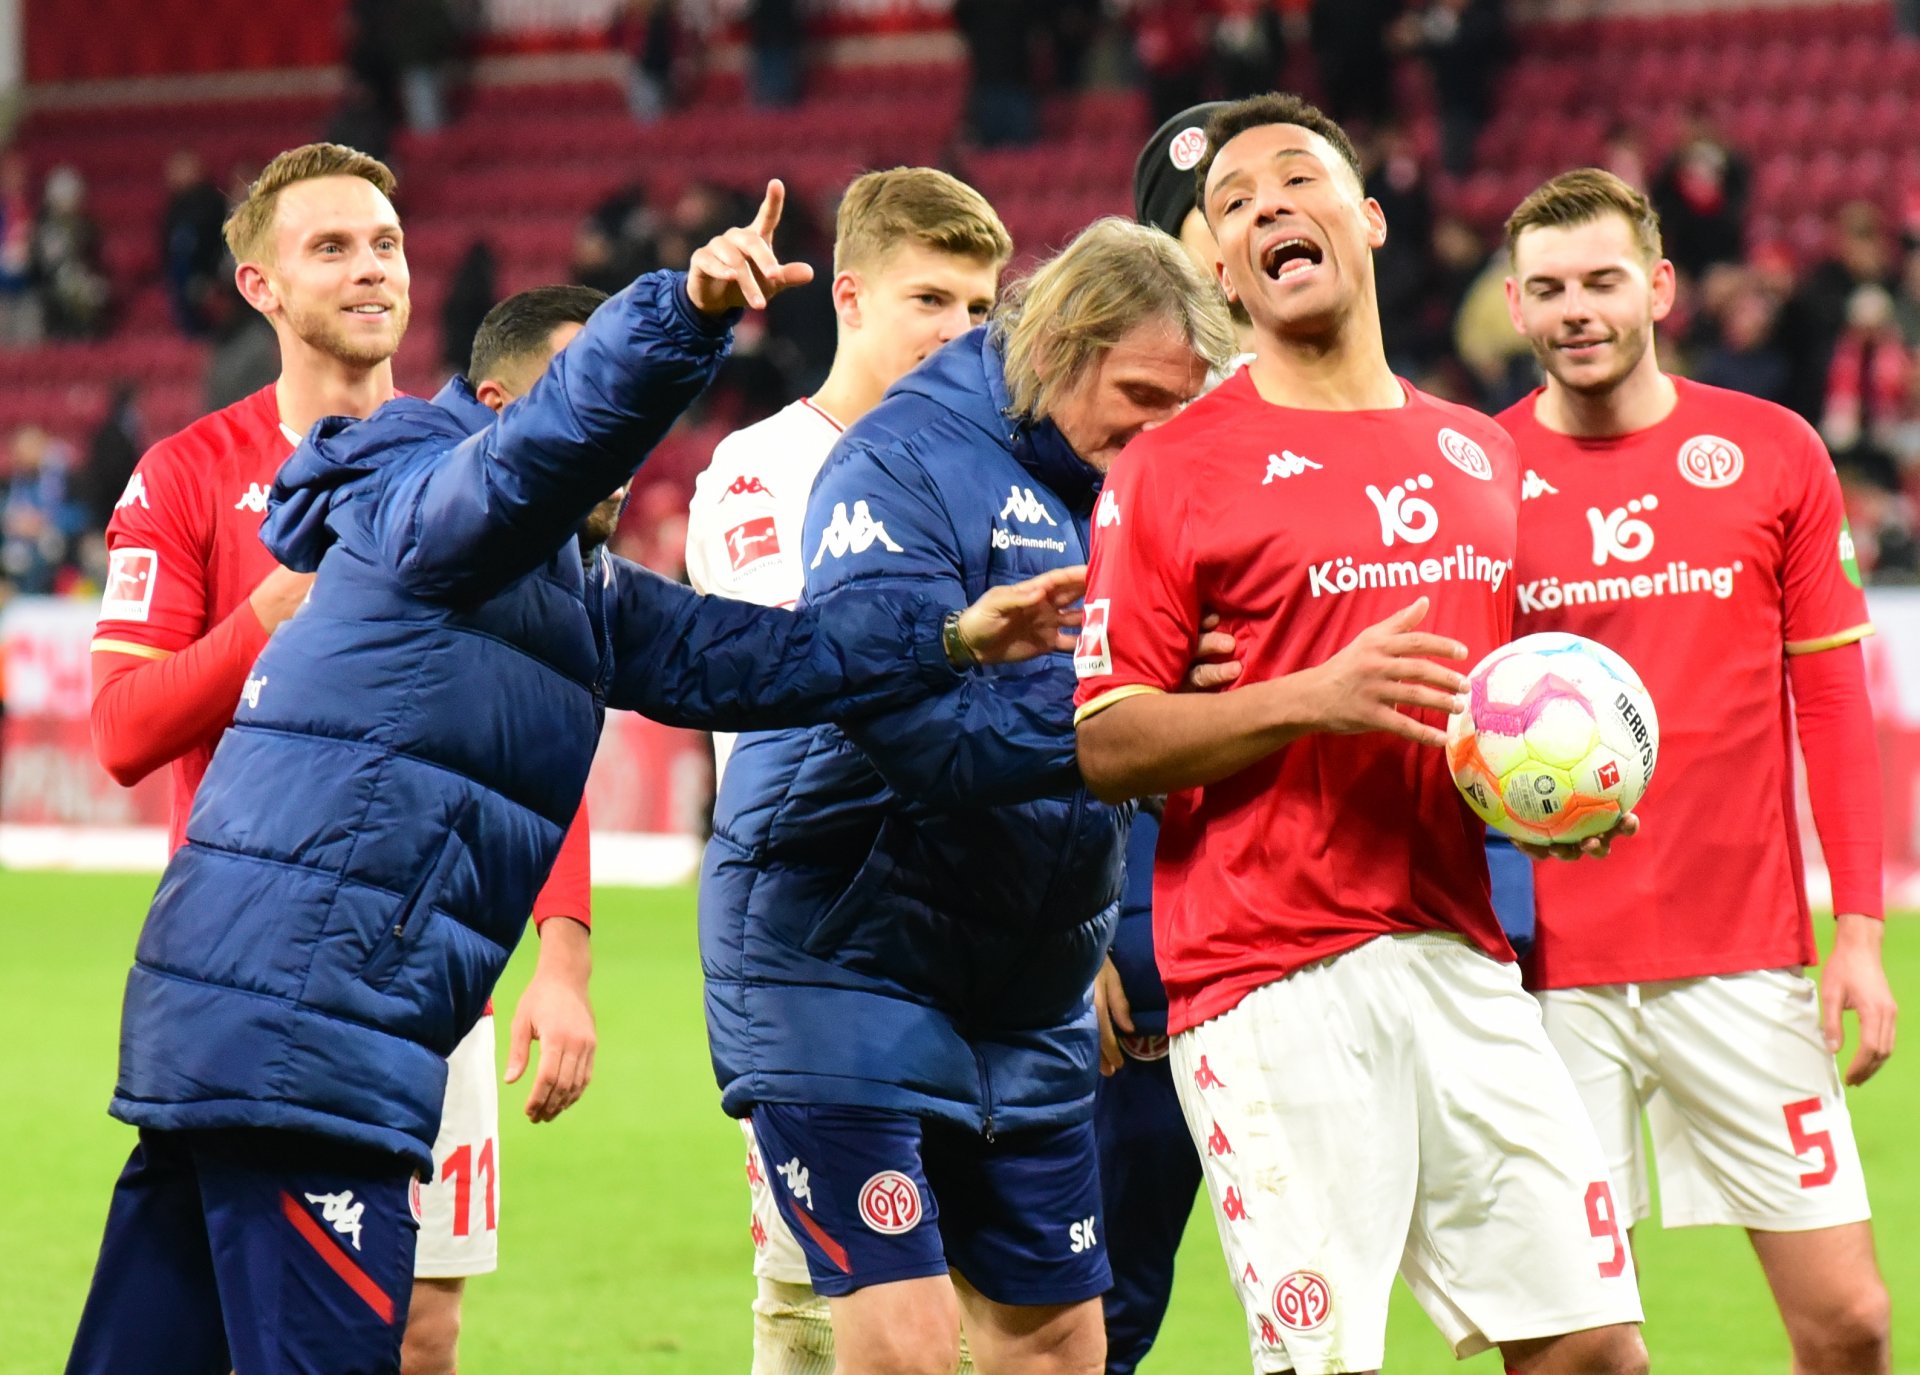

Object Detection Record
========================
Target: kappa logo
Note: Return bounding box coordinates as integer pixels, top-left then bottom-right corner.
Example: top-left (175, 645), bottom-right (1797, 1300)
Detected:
top-left (1206, 1121), bottom-right (1232, 1156)
top-left (858, 1170), bottom-right (922, 1234)
top-left (115, 473), bottom-right (149, 511)
top-left (241, 674), bottom-right (268, 710)
top-left (810, 500), bottom-right (903, 568)
top-left (1096, 488), bottom-right (1122, 529)
top-left (234, 482), bottom-right (271, 514)
top-left (1438, 427), bottom-right (1494, 480)
top-left (725, 516), bottom-right (781, 571)
top-left (1192, 1055), bottom-right (1226, 1090)
top-left (1522, 469), bottom-right (1560, 501)
top-left (1168, 125), bottom-right (1208, 171)
top-left (1587, 494), bottom-right (1658, 566)
top-left (999, 486), bottom-right (1058, 526)
top-left (775, 1156), bottom-right (815, 1211)
top-left (1366, 473), bottom-right (1439, 547)
top-left (1678, 434), bottom-right (1744, 489)
top-left (724, 474), bottom-right (773, 499)
top-left (304, 1190), bottom-right (366, 1251)
top-left (1262, 450), bottom-right (1322, 484)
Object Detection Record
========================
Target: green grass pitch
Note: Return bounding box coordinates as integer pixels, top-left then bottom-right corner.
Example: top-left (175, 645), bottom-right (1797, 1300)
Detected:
top-left (2, 870), bottom-right (1913, 1373)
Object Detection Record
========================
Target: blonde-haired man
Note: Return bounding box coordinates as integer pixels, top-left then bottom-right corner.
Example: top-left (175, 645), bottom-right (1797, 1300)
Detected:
top-left (80, 142), bottom-right (596, 1375)
top-left (1500, 167), bottom-right (1895, 1375)
top-left (700, 217), bottom-right (1235, 1375)
top-left (688, 166), bottom-right (1009, 1375)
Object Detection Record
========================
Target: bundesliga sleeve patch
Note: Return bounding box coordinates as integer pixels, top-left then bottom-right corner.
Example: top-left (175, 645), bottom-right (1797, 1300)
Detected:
top-left (1073, 599), bottom-right (1112, 678)
top-left (100, 548), bottom-right (159, 622)
top-left (725, 516), bottom-right (781, 571)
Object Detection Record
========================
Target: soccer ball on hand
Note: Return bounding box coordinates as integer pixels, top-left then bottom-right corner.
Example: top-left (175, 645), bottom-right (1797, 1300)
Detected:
top-left (1446, 632), bottom-right (1659, 846)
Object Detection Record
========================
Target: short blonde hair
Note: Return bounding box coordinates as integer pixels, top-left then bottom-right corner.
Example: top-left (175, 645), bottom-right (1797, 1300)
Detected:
top-left (834, 167), bottom-right (1012, 275)
top-left (1505, 168), bottom-right (1663, 264)
top-left (995, 217), bottom-right (1237, 422)
top-left (222, 142), bottom-right (398, 266)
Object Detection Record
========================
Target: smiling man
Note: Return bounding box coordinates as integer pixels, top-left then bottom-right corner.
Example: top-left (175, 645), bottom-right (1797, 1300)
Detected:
top-left (1499, 168), bottom-right (1895, 1375)
top-left (1073, 94), bottom-right (1647, 1375)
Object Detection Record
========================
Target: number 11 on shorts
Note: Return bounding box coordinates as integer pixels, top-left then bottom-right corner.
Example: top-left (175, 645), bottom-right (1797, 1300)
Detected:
top-left (1584, 1180), bottom-right (1627, 1278)
top-left (443, 1138), bottom-right (497, 1237)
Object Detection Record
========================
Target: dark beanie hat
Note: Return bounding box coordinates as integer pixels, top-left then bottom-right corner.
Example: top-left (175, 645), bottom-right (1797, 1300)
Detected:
top-left (1133, 102), bottom-right (1231, 237)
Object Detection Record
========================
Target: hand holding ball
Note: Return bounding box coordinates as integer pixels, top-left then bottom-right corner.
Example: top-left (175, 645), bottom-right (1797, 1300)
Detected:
top-left (1447, 633), bottom-right (1659, 847)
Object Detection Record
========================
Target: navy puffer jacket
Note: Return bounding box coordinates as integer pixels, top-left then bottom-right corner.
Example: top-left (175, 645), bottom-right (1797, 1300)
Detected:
top-left (701, 327), bottom-right (1130, 1138)
top-left (110, 273), bottom-right (973, 1173)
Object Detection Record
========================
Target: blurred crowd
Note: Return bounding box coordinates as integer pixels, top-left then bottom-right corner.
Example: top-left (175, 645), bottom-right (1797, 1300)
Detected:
top-left (10, 0), bottom-right (1920, 612)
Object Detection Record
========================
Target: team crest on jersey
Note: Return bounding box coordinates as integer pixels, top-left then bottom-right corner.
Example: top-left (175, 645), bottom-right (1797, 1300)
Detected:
top-left (1073, 599), bottom-right (1112, 678)
top-left (408, 1175), bottom-right (424, 1224)
top-left (1168, 126), bottom-right (1208, 171)
top-left (1437, 427), bottom-right (1493, 480)
top-left (858, 1171), bottom-right (922, 1234)
top-left (726, 517), bottom-right (781, 571)
top-left (114, 473), bottom-right (149, 511)
top-left (1677, 434), bottom-right (1743, 489)
top-left (811, 501), bottom-right (903, 568)
top-left (1273, 1271), bottom-right (1332, 1332)
top-left (101, 548), bottom-right (158, 622)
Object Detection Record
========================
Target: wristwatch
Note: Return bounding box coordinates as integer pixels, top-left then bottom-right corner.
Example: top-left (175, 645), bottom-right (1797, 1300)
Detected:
top-left (942, 610), bottom-right (979, 669)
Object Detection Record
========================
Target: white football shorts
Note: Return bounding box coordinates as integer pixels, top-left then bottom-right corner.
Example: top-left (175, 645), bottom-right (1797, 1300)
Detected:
top-left (1538, 968), bottom-right (1872, 1233)
top-left (413, 1013), bottom-right (500, 1279)
top-left (1172, 932), bottom-right (1644, 1375)
top-left (743, 1117), bottom-right (813, 1284)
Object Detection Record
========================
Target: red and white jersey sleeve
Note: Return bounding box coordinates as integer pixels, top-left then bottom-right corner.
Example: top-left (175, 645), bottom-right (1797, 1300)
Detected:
top-left (1072, 444), bottom-right (1202, 722)
top-left (1503, 378), bottom-right (1873, 988)
top-left (685, 397), bottom-right (844, 780)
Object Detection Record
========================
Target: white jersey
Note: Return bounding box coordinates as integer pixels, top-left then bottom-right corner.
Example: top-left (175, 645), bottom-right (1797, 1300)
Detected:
top-left (685, 396), bottom-right (846, 780)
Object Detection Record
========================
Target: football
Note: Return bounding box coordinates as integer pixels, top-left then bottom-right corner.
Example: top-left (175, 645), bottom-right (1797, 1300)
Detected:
top-left (1446, 632), bottom-right (1659, 846)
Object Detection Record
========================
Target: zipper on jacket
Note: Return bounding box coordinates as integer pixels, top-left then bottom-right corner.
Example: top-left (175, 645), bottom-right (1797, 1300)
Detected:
top-left (973, 1046), bottom-right (996, 1143)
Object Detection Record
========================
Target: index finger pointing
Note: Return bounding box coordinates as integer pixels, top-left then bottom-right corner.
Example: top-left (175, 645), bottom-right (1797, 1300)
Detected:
top-left (752, 179), bottom-right (786, 241)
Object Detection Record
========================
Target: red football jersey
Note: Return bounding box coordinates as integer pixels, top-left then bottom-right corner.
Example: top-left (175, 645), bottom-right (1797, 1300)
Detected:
top-left (93, 386), bottom-right (291, 853)
top-left (1501, 377), bottom-right (1872, 989)
top-left (1074, 372), bottom-right (1520, 1034)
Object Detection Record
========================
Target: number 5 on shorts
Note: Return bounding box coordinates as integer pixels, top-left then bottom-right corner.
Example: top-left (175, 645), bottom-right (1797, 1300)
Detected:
top-left (1783, 1097), bottom-right (1837, 1189)
top-left (1584, 1181), bottom-right (1627, 1278)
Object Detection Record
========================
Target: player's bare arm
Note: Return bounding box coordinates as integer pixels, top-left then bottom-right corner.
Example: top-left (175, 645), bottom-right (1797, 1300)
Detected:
top-left (685, 179), bottom-right (816, 315)
top-left (1077, 597), bottom-right (1467, 803)
top-left (507, 915), bottom-right (596, 1122)
top-left (1824, 913), bottom-right (1898, 1086)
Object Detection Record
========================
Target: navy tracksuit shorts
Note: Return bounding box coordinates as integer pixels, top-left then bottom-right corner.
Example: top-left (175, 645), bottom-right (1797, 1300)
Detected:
top-left (66, 1128), bottom-right (418, 1375)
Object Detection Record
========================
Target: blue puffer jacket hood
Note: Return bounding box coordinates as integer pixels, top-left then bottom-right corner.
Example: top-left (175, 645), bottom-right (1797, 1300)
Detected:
top-left (701, 327), bottom-right (1131, 1138)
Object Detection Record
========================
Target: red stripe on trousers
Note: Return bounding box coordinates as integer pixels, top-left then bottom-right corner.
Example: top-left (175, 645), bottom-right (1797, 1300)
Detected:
top-left (787, 1202), bottom-right (852, 1273)
top-left (278, 1190), bottom-right (398, 1324)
